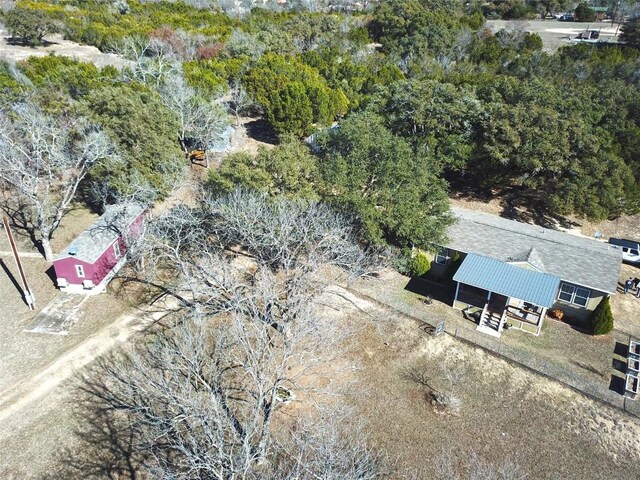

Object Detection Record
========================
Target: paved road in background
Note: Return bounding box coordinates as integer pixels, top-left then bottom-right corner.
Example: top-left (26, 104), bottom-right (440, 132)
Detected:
top-left (486, 19), bottom-right (621, 51)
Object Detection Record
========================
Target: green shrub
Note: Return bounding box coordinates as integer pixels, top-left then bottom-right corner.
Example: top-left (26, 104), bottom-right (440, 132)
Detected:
top-left (4, 8), bottom-right (55, 46)
top-left (589, 296), bottom-right (614, 335)
top-left (410, 250), bottom-right (431, 277)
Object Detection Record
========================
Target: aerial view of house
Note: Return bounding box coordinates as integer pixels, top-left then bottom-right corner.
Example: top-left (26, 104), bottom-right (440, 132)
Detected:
top-left (52, 204), bottom-right (145, 294)
top-left (430, 207), bottom-right (623, 336)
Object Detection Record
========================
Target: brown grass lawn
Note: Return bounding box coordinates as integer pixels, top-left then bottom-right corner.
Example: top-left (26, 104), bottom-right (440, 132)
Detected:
top-left (343, 310), bottom-right (640, 479)
top-left (0, 206), bottom-right (135, 478)
top-left (347, 270), bottom-right (622, 392)
top-left (2, 283), bottom-right (640, 478)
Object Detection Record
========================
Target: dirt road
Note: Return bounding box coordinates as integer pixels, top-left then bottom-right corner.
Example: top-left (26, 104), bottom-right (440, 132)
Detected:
top-left (0, 29), bottom-right (130, 68)
top-left (0, 293), bottom-right (180, 425)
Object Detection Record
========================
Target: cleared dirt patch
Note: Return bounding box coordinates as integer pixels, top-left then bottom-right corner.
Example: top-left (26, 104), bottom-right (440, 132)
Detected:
top-left (2, 282), bottom-right (640, 478)
top-left (0, 29), bottom-right (130, 69)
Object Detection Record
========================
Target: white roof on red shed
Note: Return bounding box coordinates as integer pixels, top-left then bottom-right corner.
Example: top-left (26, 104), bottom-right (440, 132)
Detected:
top-left (54, 204), bottom-right (144, 264)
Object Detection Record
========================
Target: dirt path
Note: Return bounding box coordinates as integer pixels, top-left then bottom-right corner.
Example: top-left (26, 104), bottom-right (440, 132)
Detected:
top-left (0, 301), bottom-right (171, 425)
top-left (0, 251), bottom-right (42, 258)
top-left (0, 286), bottom-right (365, 434)
top-left (0, 29), bottom-right (130, 68)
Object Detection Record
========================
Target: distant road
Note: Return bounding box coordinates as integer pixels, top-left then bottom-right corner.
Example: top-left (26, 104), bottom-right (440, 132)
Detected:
top-left (0, 29), bottom-right (130, 69)
top-left (486, 19), bottom-right (621, 52)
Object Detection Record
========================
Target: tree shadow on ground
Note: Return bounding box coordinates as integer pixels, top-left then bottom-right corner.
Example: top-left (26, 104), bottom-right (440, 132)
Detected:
top-left (404, 276), bottom-right (453, 306)
top-left (5, 37), bottom-right (58, 48)
top-left (449, 184), bottom-right (581, 230)
top-left (498, 189), bottom-right (581, 230)
top-left (0, 199), bottom-right (44, 257)
top-left (244, 118), bottom-right (278, 145)
top-left (41, 377), bottom-right (143, 480)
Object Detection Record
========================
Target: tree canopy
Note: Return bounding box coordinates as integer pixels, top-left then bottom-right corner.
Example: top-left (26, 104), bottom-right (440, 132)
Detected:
top-left (620, 18), bottom-right (640, 49)
top-left (84, 84), bottom-right (184, 197)
top-left (244, 53), bottom-right (348, 136)
top-left (3, 7), bottom-right (55, 46)
top-left (207, 135), bottom-right (319, 199)
top-left (315, 111), bottom-right (452, 248)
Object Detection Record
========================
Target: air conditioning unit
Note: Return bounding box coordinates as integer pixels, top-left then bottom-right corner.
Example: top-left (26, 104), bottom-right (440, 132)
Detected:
top-left (82, 279), bottom-right (95, 289)
top-left (56, 278), bottom-right (68, 288)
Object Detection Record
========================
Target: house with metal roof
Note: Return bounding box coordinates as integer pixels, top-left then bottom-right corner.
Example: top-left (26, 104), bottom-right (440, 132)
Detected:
top-left (53, 204), bottom-right (145, 294)
top-left (430, 207), bottom-right (623, 337)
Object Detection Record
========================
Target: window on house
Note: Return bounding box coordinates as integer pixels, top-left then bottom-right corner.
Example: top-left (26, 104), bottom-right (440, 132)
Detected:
top-left (573, 287), bottom-right (591, 307)
top-left (435, 248), bottom-right (450, 265)
top-left (75, 265), bottom-right (85, 278)
top-left (558, 282), bottom-right (591, 307)
top-left (113, 242), bottom-right (121, 258)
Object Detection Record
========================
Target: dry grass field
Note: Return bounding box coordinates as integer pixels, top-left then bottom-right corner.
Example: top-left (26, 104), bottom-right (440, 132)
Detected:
top-left (2, 280), bottom-right (640, 478)
top-left (0, 206), bottom-right (132, 478)
top-left (339, 299), bottom-right (640, 479)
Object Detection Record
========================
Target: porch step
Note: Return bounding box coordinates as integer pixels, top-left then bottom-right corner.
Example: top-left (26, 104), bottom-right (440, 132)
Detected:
top-left (476, 323), bottom-right (502, 338)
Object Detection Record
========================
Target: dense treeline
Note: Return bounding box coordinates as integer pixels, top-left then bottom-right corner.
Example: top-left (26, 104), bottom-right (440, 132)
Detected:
top-left (2, 0), bottom-right (640, 251)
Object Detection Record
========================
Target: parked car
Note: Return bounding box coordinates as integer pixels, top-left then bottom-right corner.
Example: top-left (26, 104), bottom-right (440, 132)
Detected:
top-left (609, 238), bottom-right (640, 264)
top-left (557, 14), bottom-right (574, 21)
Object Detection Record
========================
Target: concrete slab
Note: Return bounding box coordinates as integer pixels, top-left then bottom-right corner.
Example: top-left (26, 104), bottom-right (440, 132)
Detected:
top-left (24, 294), bottom-right (89, 335)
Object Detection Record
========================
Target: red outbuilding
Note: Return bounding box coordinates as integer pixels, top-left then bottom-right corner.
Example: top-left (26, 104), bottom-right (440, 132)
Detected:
top-left (53, 204), bottom-right (145, 294)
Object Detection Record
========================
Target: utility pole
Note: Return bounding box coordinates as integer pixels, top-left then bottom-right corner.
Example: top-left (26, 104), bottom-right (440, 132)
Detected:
top-left (2, 217), bottom-right (35, 310)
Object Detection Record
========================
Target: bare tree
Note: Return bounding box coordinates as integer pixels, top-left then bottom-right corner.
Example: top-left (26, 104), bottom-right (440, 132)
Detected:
top-left (70, 292), bottom-right (368, 479)
top-left (0, 101), bottom-right (119, 260)
top-left (131, 190), bottom-right (381, 314)
top-left (115, 36), bottom-right (175, 88)
top-left (227, 80), bottom-right (257, 126)
top-left (274, 405), bottom-right (388, 479)
top-left (59, 188), bottom-right (386, 477)
top-left (158, 68), bottom-right (229, 167)
top-left (404, 358), bottom-right (466, 416)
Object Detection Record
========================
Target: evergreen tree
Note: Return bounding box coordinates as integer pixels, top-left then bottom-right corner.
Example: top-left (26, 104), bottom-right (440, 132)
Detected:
top-left (574, 2), bottom-right (596, 22)
top-left (620, 18), bottom-right (640, 49)
top-left (590, 296), bottom-right (614, 335)
top-left (410, 250), bottom-right (432, 277)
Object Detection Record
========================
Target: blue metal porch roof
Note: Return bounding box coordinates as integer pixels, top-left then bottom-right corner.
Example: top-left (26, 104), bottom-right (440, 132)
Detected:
top-left (453, 254), bottom-right (561, 308)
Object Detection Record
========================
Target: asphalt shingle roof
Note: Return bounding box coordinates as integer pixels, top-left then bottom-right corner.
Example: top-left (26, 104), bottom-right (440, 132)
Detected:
top-left (453, 253), bottom-right (561, 308)
top-left (55, 204), bottom-right (144, 264)
top-left (446, 207), bottom-right (622, 294)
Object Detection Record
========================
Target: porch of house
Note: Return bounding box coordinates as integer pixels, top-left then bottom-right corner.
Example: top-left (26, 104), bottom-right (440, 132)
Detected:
top-left (452, 254), bottom-right (561, 338)
top-left (455, 284), bottom-right (548, 337)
